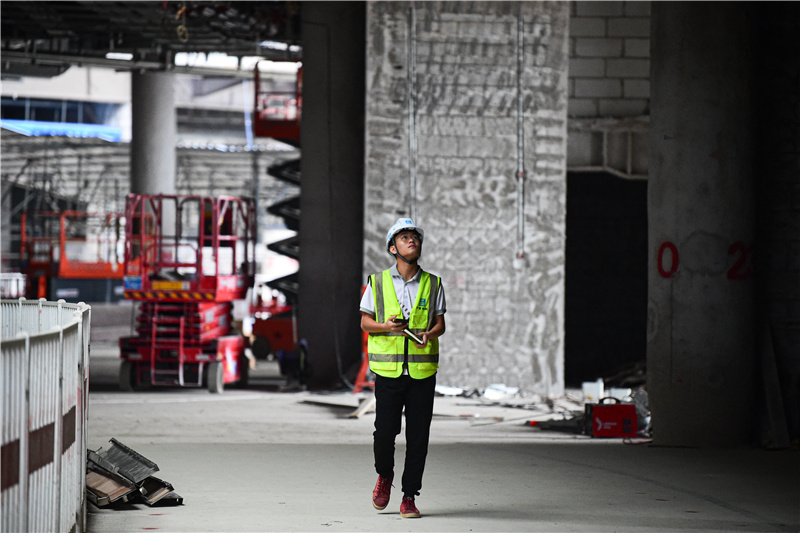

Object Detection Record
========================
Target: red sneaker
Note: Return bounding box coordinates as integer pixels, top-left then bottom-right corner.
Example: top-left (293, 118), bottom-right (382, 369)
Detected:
top-left (372, 474), bottom-right (393, 510)
top-left (400, 497), bottom-right (421, 518)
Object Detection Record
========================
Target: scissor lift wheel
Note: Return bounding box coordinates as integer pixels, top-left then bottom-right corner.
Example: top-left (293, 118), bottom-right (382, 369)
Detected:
top-left (207, 361), bottom-right (224, 394)
top-left (119, 361), bottom-right (136, 392)
top-left (237, 353), bottom-right (250, 389)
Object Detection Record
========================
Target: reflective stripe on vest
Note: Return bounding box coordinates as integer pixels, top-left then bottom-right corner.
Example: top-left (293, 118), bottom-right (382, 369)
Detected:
top-left (368, 269), bottom-right (439, 379)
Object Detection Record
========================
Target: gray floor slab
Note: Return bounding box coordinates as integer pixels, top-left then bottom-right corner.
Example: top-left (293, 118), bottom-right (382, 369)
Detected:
top-left (86, 343), bottom-right (799, 532)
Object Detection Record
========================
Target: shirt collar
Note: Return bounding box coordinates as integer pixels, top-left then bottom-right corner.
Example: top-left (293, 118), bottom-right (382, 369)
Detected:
top-left (390, 264), bottom-right (422, 282)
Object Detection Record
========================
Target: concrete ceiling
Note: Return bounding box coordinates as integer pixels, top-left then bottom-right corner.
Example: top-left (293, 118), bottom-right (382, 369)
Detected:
top-left (1, 1), bottom-right (302, 78)
top-left (0, 2), bottom-right (304, 226)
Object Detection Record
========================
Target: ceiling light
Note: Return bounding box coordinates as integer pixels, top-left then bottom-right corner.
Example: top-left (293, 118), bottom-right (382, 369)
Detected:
top-left (105, 52), bottom-right (133, 61)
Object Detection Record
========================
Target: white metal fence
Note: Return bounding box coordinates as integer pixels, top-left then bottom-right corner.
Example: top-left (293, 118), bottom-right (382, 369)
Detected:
top-left (2, 298), bottom-right (91, 533)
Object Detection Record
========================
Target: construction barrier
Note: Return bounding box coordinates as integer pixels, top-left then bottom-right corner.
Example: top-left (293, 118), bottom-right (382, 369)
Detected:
top-left (0, 273), bottom-right (26, 299)
top-left (1, 298), bottom-right (91, 533)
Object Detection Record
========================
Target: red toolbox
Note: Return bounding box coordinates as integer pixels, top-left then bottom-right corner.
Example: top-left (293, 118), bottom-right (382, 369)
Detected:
top-left (584, 398), bottom-right (638, 438)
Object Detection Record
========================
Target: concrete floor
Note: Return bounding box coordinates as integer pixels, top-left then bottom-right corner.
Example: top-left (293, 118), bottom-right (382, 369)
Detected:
top-left (86, 340), bottom-right (799, 533)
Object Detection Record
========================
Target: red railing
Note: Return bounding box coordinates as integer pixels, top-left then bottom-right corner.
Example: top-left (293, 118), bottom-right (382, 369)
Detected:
top-left (122, 194), bottom-right (256, 303)
top-left (253, 62), bottom-right (302, 141)
top-left (20, 210), bottom-right (125, 281)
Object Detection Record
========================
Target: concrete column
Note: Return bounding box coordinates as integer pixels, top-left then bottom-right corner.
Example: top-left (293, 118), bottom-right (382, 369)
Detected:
top-left (130, 72), bottom-right (176, 195)
top-left (363, 2), bottom-right (569, 395)
top-left (753, 4), bottom-right (800, 446)
top-left (648, 4), bottom-right (756, 447)
top-left (298, 2), bottom-right (366, 390)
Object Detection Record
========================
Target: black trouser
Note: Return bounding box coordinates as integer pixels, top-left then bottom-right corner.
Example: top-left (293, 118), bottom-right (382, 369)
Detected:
top-left (373, 373), bottom-right (436, 498)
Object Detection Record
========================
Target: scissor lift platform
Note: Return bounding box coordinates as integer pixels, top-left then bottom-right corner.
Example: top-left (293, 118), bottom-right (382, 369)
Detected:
top-left (19, 210), bottom-right (125, 301)
top-left (120, 194), bottom-right (256, 393)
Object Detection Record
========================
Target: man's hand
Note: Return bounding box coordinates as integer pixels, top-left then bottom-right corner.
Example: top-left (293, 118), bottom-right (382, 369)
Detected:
top-left (411, 314), bottom-right (445, 348)
top-left (412, 332), bottom-right (429, 349)
top-left (385, 315), bottom-right (407, 333)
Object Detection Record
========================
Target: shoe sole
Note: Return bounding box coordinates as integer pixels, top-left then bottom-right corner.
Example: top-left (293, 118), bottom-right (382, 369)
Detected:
top-left (373, 501), bottom-right (388, 510)
top-left (401, 512), bottom-right (421, 518)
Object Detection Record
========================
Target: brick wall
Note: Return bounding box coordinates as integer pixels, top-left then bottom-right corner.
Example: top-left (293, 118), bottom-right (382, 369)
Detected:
top-left (568, 1), bottom-right (650, 118)
top-left (564, 2), bottom-right (652, 386)
top-left (364, 1), bottom-right (570, 395)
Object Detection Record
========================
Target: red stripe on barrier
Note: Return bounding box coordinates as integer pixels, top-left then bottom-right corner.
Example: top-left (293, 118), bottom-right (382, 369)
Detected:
top-left (2, 406), bottom-right (79, 490)
top-left (28, 422), bottom-right (55, 474)
top-left (1, 440), bottom-right (20, 490)
top-left (62, 406), bottom-right (76, 452)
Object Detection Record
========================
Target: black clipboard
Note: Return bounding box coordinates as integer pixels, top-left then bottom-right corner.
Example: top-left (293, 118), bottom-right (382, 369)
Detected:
top-left (393, 318), bottom-right (424, 344)
top-left (402, 327), bottom-right (424, 345)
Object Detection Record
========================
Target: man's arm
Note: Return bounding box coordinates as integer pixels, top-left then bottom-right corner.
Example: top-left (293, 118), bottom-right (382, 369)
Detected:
top-left (361, 311), bottom-right (407, 334)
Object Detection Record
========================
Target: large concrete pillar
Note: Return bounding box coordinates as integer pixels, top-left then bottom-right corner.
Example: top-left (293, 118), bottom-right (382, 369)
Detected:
top-left (753, 4), bottom-right (800, 446)
top-left (130, 72), bottom-right (176, 194)
top-left (648, 4), bottom-right (756, 447)
top-left (363, 2), bottom-right (569, 395)
top-left (298, 3), bottom-right (366, 389)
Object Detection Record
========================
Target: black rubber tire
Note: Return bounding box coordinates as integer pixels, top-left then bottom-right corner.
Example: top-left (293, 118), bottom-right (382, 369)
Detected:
top-left (119, 361), bottom-right (136, 392)
top-left (238, 353), bottom-right (250, 389)
top-left (207, 361), bottom-right (224, 394)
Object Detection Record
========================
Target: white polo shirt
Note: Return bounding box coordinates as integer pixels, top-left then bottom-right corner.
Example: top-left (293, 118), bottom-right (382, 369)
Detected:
top-left (359, 264), bottom-right (446, 320)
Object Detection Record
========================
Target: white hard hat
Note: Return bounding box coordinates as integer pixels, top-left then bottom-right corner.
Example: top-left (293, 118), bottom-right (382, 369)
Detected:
top-left (385, 218), bottom-right (424, 253)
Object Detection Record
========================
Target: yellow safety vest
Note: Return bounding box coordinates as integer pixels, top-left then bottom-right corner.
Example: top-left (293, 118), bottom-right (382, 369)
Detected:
top-left (368, 269), bottom-right (440, 379)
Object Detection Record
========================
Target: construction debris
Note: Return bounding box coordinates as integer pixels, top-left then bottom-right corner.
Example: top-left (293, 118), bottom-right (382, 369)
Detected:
top-left (482, 383), bottom-right (520, 401)
top-left (347, 395), bottom-right (377, 418)
top-left (430, 379), bottom-right (652, 439)
top-left (86, 438), bottom-right (183, 508)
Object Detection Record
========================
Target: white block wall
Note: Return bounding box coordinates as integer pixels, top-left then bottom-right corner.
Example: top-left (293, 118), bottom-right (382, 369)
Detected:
top-left (568, 1), bottom-right (651, 118)
top-left (364, 1), bottom-right (570, 395)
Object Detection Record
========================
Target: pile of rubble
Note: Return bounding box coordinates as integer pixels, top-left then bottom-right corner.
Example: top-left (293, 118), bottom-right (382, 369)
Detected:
top-left (434, 373), bottom-right (652, 440)
top-left (86, 438), bottom-right (182, 508)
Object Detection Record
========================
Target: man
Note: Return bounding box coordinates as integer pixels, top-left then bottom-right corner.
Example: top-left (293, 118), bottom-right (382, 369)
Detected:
top-left (359, 218), bottom-right (446, 519)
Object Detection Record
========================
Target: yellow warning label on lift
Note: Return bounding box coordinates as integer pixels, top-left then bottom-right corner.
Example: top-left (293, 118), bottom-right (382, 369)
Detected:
top-left (124, 290), bottom-right (215, 301)
top-left (152, 281), bottom-right (188, 290)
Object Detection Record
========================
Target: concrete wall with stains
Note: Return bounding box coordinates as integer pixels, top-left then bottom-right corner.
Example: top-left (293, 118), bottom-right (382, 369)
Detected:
top-left (648, 2), bottom-right (800, 447)
top-left (363, 1), bottom-right (570, 395)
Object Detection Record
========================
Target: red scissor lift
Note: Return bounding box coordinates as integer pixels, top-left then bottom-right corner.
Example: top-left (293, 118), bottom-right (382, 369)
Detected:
top-left (19, 210), bottom-right (125, 300)
top-left (119, 193), bottom-right (256, 393)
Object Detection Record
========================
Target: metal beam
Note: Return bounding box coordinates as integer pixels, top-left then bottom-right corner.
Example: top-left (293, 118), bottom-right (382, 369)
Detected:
top-left (1, 50), bottom-right (269, 79)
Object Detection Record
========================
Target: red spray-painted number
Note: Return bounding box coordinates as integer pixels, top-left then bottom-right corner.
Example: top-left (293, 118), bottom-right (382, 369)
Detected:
top-left (657, 242), bottom-right (679, 278)
top-left (657, 240), bottom-right (753, 280)
top-left (727, 241), bottom-right (753, 280)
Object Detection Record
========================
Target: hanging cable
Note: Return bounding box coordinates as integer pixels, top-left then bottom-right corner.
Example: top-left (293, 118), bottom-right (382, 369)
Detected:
top-left (407, 6), bottom-right (418, 222)
top-left (515, 6), bottom-right (527, 260)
